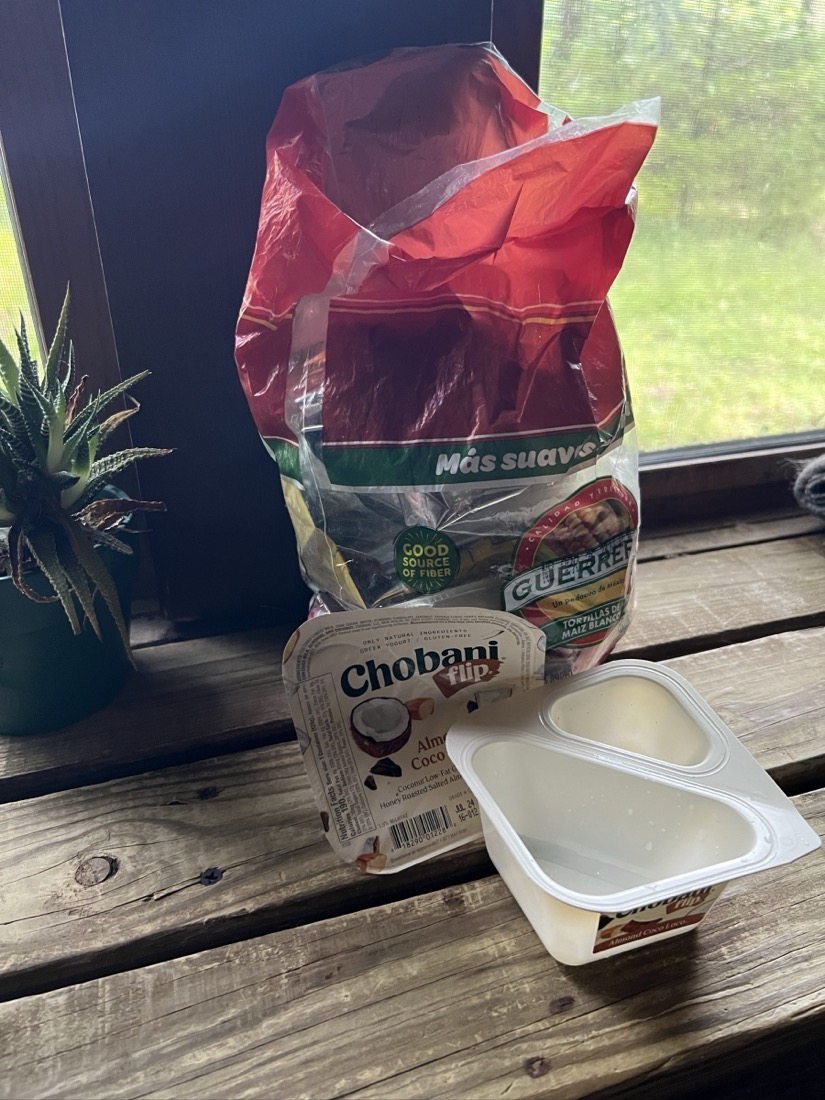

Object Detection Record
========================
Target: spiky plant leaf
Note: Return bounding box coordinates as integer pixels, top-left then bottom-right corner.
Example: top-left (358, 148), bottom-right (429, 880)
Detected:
top-left (52, 527), bottom-right (104, 641)
top-left (97, 402), bottom-right (139, 444)
top-left (61, 392), bottom-right (99, 452)
top-left (0, 393), bottom-right (31, 452)
top-left (59, 434), bottom-right (96, 510)
top-left (77, 496), bottom-right (165, 531)
top-left (94, 371), bottom-right (151, 418)
top-left (15, 377), bottom-right (49, 467)
top-left (44, 289), bottom-right (70, 399)
top-left (0, 422), bottom-right (33, 466)
top-left (58, 510), bottom-right (130, 656)
top-left (83, 525), bottom-right (133, 555)
top-left (76, 450), bottom-right (171, 510)
top-left (26, 528), bottom-right (81, 634)
top-left (49, 470), bottom-right (80, 491)
top-left (64, 371), bottom-right (86, 425)
top-left (8, 524), bottom-right (56, 603)
top-left (88, 446), bottom-right (171, 483)
top-left (60, 340), bottom-right (76, 393)
top-left (14, 319), bottom-right (42, 400)
top-left (15, 319), bottom-right (39, 390)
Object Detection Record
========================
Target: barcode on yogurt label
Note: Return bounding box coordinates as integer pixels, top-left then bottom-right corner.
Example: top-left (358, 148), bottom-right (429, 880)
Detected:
top-left (390, 805), bottom-right (453, 849)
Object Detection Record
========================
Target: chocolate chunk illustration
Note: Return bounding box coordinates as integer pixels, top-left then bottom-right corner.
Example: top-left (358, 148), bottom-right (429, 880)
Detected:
top-left (370, 757), bottom-right (402, 778)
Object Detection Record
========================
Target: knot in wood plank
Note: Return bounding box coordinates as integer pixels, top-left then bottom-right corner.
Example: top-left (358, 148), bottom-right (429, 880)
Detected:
top-left (75, 856), bottom-right (118, 886)
top-left (523, 1056), bottom-right (552, 1079)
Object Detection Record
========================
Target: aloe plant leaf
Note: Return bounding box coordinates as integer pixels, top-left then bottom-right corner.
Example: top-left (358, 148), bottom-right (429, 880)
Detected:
top-left (60, 398), bottom-right (99, 467)
top-left (84, 525), bottom-right (134, 555)
top-left (49, 470), bottom-right (80, 492)
top-left (0, 421), bottom-right (33, 467)
top-left (19, 374), bottom-right (57, 442)
top-left (59, 338), bottom-right (75, 394)
top-left (97, 402), bottom-right (139, 444)
top-left (76, 496), bottom-right (139, 529)
top-left (16, 318), bottom-right (40, 389)
top-left (7, 523), bottom-right (58, 604)
top-left (51, 519), bottom-right (105, 642)
top-left (15, 378), bottom-right (49, 466)
top-left (64, 372), bottom-right (87, 426)
top-left (26, 528), bottom-right (81, 633)
top-left (89, 447), bottom-right (172, 482)
top-left (94, 371), bottom-right (151, 417)
top-left (58, 512), bottom-right (131, 656)
top-left (77, 496), bottom-right (165, 530)
top-left (0, 394), bottom-right (33, 456)
top-left (44, 289), bottom-right (70, 398)
top-left (76, 449), bottom-right (172, 510)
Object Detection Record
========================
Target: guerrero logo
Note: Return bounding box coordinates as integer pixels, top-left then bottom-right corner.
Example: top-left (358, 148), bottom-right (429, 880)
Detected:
top-left (504, 478), bottom-right (639, 648)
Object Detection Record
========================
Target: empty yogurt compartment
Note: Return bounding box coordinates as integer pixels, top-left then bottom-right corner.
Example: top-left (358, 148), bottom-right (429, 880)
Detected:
top-left (547, 665), bottom-right (720, 767)
top-left (446, 660), bottom-right (820, 965)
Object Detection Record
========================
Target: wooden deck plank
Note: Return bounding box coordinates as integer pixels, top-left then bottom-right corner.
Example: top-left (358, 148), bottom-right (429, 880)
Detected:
top-left (0, 628), bottom-right (293, 802)
top-left (636, 510), bottom-right (824, 562)
top-left (0, 789), bottom-right (822, 1100)
top-left (2, 627), bottom-right (824, 1003)
top-left (619, 533), bottom-right (825, 657)
top-left (0, 742), bottom-right (492, 1001)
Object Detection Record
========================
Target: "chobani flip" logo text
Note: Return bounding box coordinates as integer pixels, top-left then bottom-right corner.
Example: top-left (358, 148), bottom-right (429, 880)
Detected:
top-left (341, 640), bottom-right (500, 698)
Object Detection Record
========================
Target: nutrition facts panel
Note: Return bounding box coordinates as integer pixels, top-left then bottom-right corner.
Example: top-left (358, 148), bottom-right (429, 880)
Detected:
top-left (297, 675), bottom-right (376, 843)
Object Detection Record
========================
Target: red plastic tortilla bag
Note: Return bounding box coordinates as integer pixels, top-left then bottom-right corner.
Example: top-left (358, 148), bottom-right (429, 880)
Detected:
top-left (235, 43), bottom-right (658, 677)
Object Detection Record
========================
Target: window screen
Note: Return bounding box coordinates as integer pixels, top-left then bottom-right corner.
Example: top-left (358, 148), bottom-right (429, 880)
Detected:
top-left (540, 0), bottom-right (825, 452)
top-left (0, 135), bottom-right (42, 360)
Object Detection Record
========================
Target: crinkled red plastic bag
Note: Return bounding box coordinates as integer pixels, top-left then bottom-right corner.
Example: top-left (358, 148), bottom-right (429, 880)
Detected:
top-left (236, 43), bottom-right (658, 676)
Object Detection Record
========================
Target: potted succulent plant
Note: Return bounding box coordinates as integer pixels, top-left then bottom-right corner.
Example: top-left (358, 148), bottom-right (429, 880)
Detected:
top-left (0, 291), bottom-right (170, 734)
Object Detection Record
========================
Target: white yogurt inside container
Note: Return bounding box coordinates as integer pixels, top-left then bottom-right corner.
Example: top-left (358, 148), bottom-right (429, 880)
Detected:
top-left (446, 660), bottom-right (820, 965)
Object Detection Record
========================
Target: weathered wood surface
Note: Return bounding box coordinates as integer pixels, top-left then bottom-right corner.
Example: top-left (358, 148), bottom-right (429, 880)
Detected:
top-left (0, 627), bottom-right (293, 801)
top-left (2, 626), bottom-right (824, 1003)
top-left (0, 743), bottom-right (490, 1001)
top-left (3, 521), bottom-right (825, 800)
top-left (636, 509), bottom-right (823, 562)
top-left (1, 789), bottom-right (822, 1100)
top-left (620, 533), bottom-right (825, 657)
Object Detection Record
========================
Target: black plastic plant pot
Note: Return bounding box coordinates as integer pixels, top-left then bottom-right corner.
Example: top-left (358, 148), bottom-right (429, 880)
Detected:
top-left (0, 539), bottom-right (139, 736)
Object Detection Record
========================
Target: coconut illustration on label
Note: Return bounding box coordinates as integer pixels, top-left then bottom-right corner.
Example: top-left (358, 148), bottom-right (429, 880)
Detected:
top-left (350, 697), bottom-right (412, 758)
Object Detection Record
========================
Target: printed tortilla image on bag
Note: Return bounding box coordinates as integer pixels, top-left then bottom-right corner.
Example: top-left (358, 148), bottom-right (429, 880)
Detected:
top-left (235, 42), bottom-right (659, 673)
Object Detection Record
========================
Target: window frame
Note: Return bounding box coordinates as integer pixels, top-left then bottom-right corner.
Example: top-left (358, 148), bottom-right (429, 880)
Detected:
top-left (0, 0), bottom-right (121, 395)
top-left (522, 0), bottom-right (825, 523)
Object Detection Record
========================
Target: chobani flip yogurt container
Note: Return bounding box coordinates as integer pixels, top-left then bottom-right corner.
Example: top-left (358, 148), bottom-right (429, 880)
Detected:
top-left (446, 659), bottom-right (820, 965)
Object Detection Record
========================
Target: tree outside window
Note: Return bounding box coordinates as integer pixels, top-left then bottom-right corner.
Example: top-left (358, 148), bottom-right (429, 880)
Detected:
top-left (0, 138), bottom-right (41, 358)
top-left (541, 0), bottom-right (825, 452)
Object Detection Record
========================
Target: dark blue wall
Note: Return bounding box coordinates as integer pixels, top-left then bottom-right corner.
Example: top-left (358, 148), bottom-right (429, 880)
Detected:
top-left (60, 1), bottom-right (497, 622)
